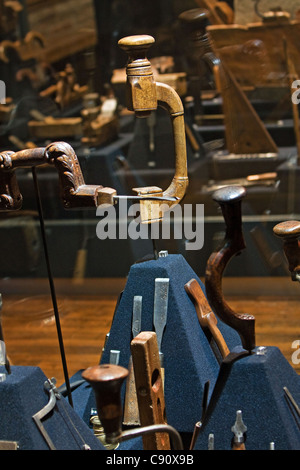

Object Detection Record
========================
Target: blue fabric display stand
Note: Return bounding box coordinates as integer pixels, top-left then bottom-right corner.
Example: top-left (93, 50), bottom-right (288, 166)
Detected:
top-left (0, 365), bottom-right (104, 450)
top-left (193, 346), bottom-right (300, 450)
top-left (71, 253), bottom-right (241, 449)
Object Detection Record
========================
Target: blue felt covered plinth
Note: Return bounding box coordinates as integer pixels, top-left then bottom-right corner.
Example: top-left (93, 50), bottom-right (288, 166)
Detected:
top-left (193, 346), bottom-right (300, 450)
top-left (0, 365), bottom-right (104, 450)
top-left (100, 253), bottom-right (241, 433)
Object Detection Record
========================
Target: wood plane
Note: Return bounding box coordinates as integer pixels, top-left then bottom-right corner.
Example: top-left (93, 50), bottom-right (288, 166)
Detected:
top-left (28, 116), bottom-right (83, 139)
top-left (202, 13), bottom-right (300, 156)
top-left (206, 14), bottom-right (300, 90)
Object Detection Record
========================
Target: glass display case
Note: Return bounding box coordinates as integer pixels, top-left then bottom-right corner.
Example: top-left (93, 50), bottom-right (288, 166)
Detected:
top-left (0, 0), bottom-right (299, 451)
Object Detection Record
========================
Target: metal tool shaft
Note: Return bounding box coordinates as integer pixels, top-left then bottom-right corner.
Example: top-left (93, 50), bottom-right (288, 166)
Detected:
top-left (153, 278), bottom-right (169, 366)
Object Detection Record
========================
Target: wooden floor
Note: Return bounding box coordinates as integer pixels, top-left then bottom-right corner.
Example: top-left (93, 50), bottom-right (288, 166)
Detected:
top-left (1, 277), bottom-right (300, 386)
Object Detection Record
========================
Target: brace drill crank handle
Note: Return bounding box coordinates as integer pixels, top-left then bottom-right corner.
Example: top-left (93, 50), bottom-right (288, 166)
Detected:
top-left (0, 142), bottom-right (108, 211)
top-left (205, 186), bottom-right (255, 352)
top-left (273, 220), bottom-right (300, 281)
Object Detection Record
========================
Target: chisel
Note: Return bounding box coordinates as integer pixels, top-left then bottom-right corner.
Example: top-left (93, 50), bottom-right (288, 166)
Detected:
top-left (153, 278), bottom-right (169, 375)
top-left (123, 295), bottom-right (142, 426)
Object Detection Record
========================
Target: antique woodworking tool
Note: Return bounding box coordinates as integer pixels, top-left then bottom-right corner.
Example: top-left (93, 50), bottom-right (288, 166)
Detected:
top-left (0, 294), bottom-right (10, 375)
top-left (82, 364), bottom-right (129, 446)
top-left (123, 295), bottom-right (142, 426)
top-left (118, 34), bottom-right (189, 223)
top-left (185, 278), bottom-right (230, 360)
top-left (231, 410), bottom-right (247, 450)
top-left (153, 278), bottom-right (169, 372)
top-left (82, 362), bottom-right (183, 450)
top-left (273, 220), bottom-right (300, 281)
top-left (283, 386), bottom-right (300, 421)
top-left (180, 7), bottom-right (278, 156)
top-left (189, 380), bottom-right (210, 450)
top-left (32, 378), bottom-right (62, 450)
top-left (130, 331), bottom-right (170, 450)
top-left (32, 376), bottom-right (94, 450)
top-left (205, 186), bottom-right (256, 352)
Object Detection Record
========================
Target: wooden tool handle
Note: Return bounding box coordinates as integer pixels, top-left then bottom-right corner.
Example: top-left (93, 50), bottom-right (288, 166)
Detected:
top-left (131, 331), bottom-right (170, 450)
top-left (82, 364), bottom-right (128, 445)
top-left (205, 186), bottom-right (255, 352)
top-left (232, 442), bottom-right (246, 450)
top-left (118, 34), bottom-right (155, 57)
top-left (178, 8), bottom-right (210, 31)
top-left (0, 143), bottom-right (103, 210)
top-left (273, 220), bottom-right (300, 280)
top-left (118, 34), bottom-right (157, 118)
top-left (185, 278), bottom-right (230, 359)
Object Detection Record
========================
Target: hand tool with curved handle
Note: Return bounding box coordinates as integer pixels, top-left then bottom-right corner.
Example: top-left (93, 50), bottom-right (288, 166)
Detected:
top-left (118, 34), bottom-right (189, 223)
top-left (205, 186), bottom-right (255, 352)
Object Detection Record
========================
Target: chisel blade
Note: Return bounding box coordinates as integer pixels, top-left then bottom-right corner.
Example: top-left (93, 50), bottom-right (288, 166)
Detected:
top-left (132, 296), bottom-right (142, 338)
top-left (123, 295), bottom-right (143, 426)
top-left (153, 278), bottom-right (169, 365)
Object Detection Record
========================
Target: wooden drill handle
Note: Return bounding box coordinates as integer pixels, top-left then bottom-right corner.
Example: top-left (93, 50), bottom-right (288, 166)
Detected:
top-left (118, 34), bottom-right (155, 57)
top-left (118, 35), bottom-right (157, 117)
top-left (178, 8), bottom-right (210, 34)
top-left (273, 220), bottom-right (300, 281)
top-left (205, 186), bottom-right (255, 352)
top-left (130, 331), bottom-right (170, 450)
top-left (81, 364), bottom-right (128, 444)
top-left (185, 278), bottom-right (230, 359)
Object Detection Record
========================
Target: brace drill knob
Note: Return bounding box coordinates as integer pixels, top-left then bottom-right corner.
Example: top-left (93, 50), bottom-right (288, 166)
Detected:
top-left (118, 35), bottom-right (157, 117)
top-left (81, 364), bottom-right (128, 445)
top-left (273, 220), bottom-right (300, 281)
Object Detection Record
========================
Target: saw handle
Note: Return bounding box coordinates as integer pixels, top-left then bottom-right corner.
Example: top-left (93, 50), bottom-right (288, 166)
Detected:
top-left (82, 364), bottom-right (128, 445)
top-left (273, 220), bottom-right (300, 281)
top-left (205, 186), bottom-right (255, 352)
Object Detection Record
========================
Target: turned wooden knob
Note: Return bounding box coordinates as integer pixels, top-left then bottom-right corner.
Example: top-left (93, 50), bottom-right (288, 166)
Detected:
top-left (205, 185), bottom-right (255, 352)
top-left (273, 221), bottom-right (300, 280)
top-left (213, 185), bottom-right (246, 205)
top-left (118, 35), bottom-right (155, 58)
top-left (82, 364), bottom-right (128, 444)
top-left (178, 8), bottom-right (210, 29)
top-left (273, 220), bottom-right (300, 240)
top-left (212, 186), bottom-right (246, 251)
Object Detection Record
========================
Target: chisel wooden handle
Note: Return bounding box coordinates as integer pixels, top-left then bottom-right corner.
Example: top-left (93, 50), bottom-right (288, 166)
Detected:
top-left (130, 331), bottom-right (170, 450)
top-left (81, 364), bottom-right (128, 445)
top-left (273, 220), bottom-right (300, 281)
top-left (205, 186), bottom-right (255, 352)
top-left (185, 278), bottom-right (230, 359)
